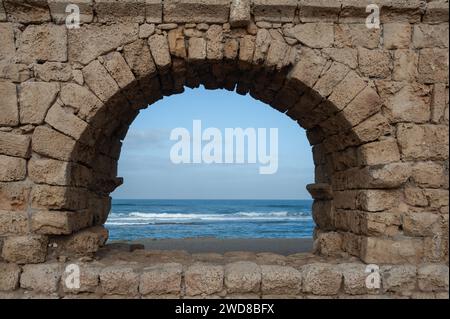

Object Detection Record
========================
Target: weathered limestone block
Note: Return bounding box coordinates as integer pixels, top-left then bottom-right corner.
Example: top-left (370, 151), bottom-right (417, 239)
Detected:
top-left (101, 52), bottom-right (136, 90)
top-left (82, 60), bottom-right (119, 102)
top-left (0, 263), bottom-right (21, 291)
top-left (0, 154), bottom-right (26, 182)
top-left (167, 27), bottom-right (186, 59)
top-left (1, 235), bottom-right (48, 264)
top-left (0, 81), bottom-right (18, 126)
top-left (430, 83), bottom-right (449, 124)
top-left (123, 39), bottom-right (157, 81)
top-left (230, 0), bottom-right (250, 27)
top-left (402, 212), bottom-right (440, 237)
top-left (306, 183), bottom-right (332, 200)
top-left (413, 24), bottom-right (449, 49)
top-left (314, 62), bottom-right (349, 98)
top-left (298, 0), bottom-right (341, 22)
top-left (185, 263), bottom-right (224, 296)
top-left (253, 29), bottom-right (271, 64)
top-left (223, 38), bottom-right (239, 60)
top-left (381, 265), bottom-right (417, 293)
top-left (19, 82), bottom-right (59, 125)
top-left (253, 0), bottom-right (297, 23)
top-left (418, 49), bottom-right (449, 84)
top-left (377, 82), bottom-right (431, 123)
top-left (357, 138), bottom-right (400, 166)
top-left (54, 226), bottom-right (108, 255)
top-left (312, 200), bottom-right (334, 230)
top-left (340, 86), bottom-right (382, 127)
top-left (139, 23), bottom-right (155, 38)
top-left (206, 25), bottom-right (224, 61)
top-left (0, 23), bottom-right (14, 60)
top-left (313, 231), bottom-right (343, 256)
top-left (139, 263), bottom-right (182, 295)
top-left (288, 48), bottom-right (327, 89)
top-left (32, 126), bottom-right (75, 162)
top-left (68, 23), bottom-right (138, 65)
top-left (292, 23), bottom-right (334, 48)
top-left (265, 40), bottom-right (293, 70)
top-left (148, 34), bottom-right (172, 71)
top-left (239, 35), bottom-right (255, 65)
top-left (31, 210), bottom-right (91, 235)
top-left (48, 0), bottom-right (94, 24)
top-left (350, 113), bottom-right (392, 145)
top-left (45, 103), bottom-right (89, 141)
top-left (335, 24), bottom-right (380, 49)
top-left (62, 263), bottom-right (100, 293)
top-left (361, 237), bottom-right (424, 264)
top-left (224, 262), bottom-right (261, 294)
top-left (424, 1), bottom-right (449, 23)
top-left (94, 0), bottom-right (148, 23)
top-left (188, 37), bottom-right (207, 61)
top-left (0, 182), bottom-right (31, 211)
top-left (60, 83), bottom-right (102, 123)
top-left (302, 263), bottom-right (342, 295)
top-left (358, 190), bottom-right (398, 212)
top-left (328, 71), bottom-right (366, 111)
top-left (358, 48), bottom-right (391, 78)
top-left (31, 184), bottom-right (87, 211)
top-left (418, 264), bottom-right (449, 292)
top-left (0, 210), bottom-right (28, 235)
top-left (383, 23), bottom-right (411, 49)
top-left (397, 124), bottom-right (449, 160)
top-left (34, 62), bottom-right (72, 82)
top-left (16, 24), bottom-right (67, 64)
top-left (412, 162), bottom-right (447, 188)
top-left (3, 0), bottom-right (51, 23)
top-left (20, 263), bottom-right (61, 293)
top-left (100, 266), bottom-right (139, 295)
top-left (0, 132), bottom-right (31, 158)
top-left (323, 48), bottom-right (357, 69)
top-left (164, 0), bottom-right (230, 23)
top-left (261, 265), bottom-right (302, 295)
top-left (392, 50), bottom-right (418, 82)
top-left (339, 263), bottom-right (373, 295)
top-left (404, 186), bottom-right (428, 207)
top-left (28, 157), bottom-right (90, 187)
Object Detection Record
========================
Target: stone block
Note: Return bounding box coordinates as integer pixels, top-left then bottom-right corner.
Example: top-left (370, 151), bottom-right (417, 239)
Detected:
top-left (381, 265), bottom-right (417, 293)
top-left (261, 265), bottom-right (302, 295)
top-left (383, 23), bottom-right (411, 49)
top-left (68, 23), bottom-right (138, 65)
top-left (357, 138), bottom-right (400, 166)
top-left (0, 82), bottom-right (18, 126)
top-left (413, 24), bottom-right (449, 49)
top-left (62, 263), bottom-right (100, 293)
top-left (302, 263), bottom-right (342, 295)
top-left (3, 0), bottom-right (51, 23)
top-left (0, 210), bottom-right (28, 235)
top-left (397, 124), bottom-right (449, 160)
top-left (100, 266), bottom-right (139, 295)
top-left (225, 262), bottom-right (261, 294)
top-left (139, 263), bottom-right (182, 295)
top-left (48, 0), bottom-right (93, 24)
top-left (82, 60), bottom-right (119, 102)
top-left (299, 0), bottom-right (341, 22)
top-left (45, 103), bottom-right (89, 141)
top-left (361, 237), bottom-right (424, 264)
top-left (0, 155), bottom-right (26, 182)
top-left (163, 0), bottom-right (230, 23)
top-left (0, 263), bottom-right (21, 291)
top-left (292, 23), bottom-right (334, 48)
top-left (185, 263), bottom-right (224, 296)
top-left (19, 82), bottom-right (59, 125)
top-left (1, 235), bottom-right (48, 264)
top-left (253, 0), bottom-right (297, 23)
top-left (230, 0), bottom-right (250, 27)
top-left (31, 210), bottom-right (92, 235)
top-left (418, 264), bottom-right (449, 292)
top-left (20, 263), bottom-right (61, 293)
top-left (32, 126), bottom-right (76, 162)
top-left (418, 49), bottom-right (448, 84)
top-left (148, 34), bottom-right (172, 71)
top-left (17, 24), bottom-right (67, 64)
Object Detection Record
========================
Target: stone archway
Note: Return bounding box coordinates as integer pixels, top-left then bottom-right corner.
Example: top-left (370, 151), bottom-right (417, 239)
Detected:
top-left (0, 0), bottom-right (449, 298)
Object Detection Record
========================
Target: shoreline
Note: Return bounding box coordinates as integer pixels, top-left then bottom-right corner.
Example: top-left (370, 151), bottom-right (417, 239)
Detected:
top-left (110, 237), bottom-right (314, 255)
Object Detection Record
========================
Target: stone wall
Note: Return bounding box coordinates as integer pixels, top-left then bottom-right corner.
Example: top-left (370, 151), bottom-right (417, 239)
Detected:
top-left (0, 0), bottom-right (449, 299)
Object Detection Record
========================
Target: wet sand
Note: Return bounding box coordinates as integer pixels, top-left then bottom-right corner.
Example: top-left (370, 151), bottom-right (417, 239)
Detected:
top-left (111, 237), bottom-right (313, 255)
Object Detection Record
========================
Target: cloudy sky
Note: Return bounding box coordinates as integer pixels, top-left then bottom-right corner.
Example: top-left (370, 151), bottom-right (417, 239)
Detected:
top-left (111, 87), bottom-right (314, 200)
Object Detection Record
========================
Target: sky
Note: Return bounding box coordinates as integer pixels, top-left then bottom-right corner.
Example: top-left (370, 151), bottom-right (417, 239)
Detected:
top-left (111, 87), bottom-right (314, 200)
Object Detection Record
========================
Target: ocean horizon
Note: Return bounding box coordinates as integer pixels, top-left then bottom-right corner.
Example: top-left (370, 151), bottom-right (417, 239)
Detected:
top-left (106, 199), bottom-right (314, 241)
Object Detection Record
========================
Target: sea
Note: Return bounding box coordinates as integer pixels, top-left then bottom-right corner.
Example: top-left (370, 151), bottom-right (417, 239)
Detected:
top-left (106, 199), bottom-right (314, 241)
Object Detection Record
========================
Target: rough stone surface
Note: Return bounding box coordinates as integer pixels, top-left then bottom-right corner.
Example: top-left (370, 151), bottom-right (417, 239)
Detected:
top-left (19, 82), bottom-right (59, 125)
top-left (2, 235), bottom-right (48, 264)
top-left (185, 263), bottom-right (224, 296)
top-left (0, 82), bottom-right (18, 126)
top-left (225, 262), bottom-right (261, 294)
top-left (20, 263), bottom-right (61, 293)
top-left (139, 263), bottom-right (182, 295)
top-left (0, 263), bottom-right (21, 291)
top-left (302, 263), bottom-right (342, 295)
top-left (261, 265), bottom-right (302, 295)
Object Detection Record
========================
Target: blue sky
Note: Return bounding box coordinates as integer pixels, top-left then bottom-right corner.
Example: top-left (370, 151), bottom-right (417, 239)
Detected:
top-left (112, 87), bottom-right (314, 200)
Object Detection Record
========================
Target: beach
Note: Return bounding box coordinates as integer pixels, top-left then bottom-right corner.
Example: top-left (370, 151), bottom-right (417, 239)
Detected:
top-left (111, 237), bottom-right (314, 255)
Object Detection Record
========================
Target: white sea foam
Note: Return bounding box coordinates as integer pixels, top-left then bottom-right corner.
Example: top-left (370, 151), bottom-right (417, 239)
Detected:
top-left (106, 211), bottom-right (312, 225)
